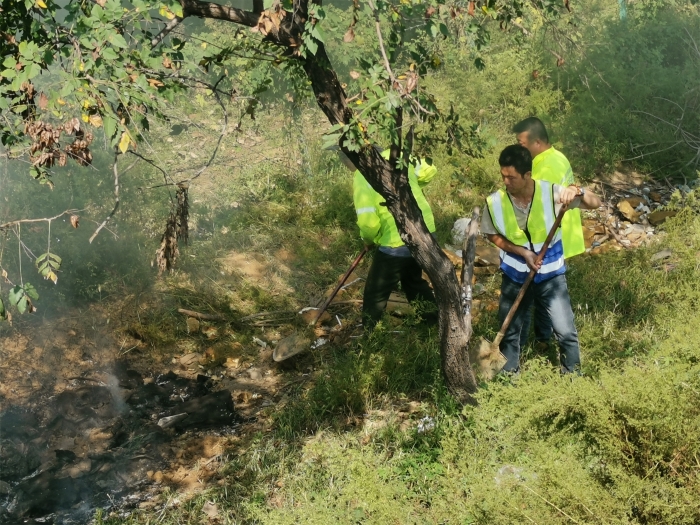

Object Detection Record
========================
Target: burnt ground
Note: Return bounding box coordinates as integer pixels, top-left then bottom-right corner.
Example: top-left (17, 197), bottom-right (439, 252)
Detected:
top-left (0, 299), bottom-right (298, 525)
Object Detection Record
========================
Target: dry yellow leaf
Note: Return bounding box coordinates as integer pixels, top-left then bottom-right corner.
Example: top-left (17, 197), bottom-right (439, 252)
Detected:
top-left (118, 131), bottom-right (131, 153)
top-left (159, 5), bottom-right (175, 19)
top-left (89, 114), bottom-right (103, 127)
top-left (35, 0), bottom-right (47, 8)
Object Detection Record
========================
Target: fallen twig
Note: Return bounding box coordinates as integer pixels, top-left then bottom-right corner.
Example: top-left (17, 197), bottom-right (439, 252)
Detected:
top-left (239, 310), bottom-right (296, 321)
top-left (177, 308), bottom-right (227, 321)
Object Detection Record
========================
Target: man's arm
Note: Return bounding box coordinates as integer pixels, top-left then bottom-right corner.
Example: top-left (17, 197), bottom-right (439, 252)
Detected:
top-left (486, 233), bottom-right (541, 272)
top-left (559, 185), bottom-right (602, 209)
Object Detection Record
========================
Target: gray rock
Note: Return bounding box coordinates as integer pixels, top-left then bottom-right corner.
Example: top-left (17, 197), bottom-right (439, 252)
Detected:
top-left (451, 217), bottom-right (472, 246)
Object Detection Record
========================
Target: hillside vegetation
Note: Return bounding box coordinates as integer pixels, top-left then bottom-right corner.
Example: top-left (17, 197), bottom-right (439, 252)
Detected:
top-left (2, 0), bottom-right (700, 523)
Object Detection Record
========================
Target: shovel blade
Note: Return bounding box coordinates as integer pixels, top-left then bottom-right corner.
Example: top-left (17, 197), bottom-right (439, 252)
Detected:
top-left (273, 333), bottom-right (310, 362)
top-left (470, 337), bottom-right (508, 381)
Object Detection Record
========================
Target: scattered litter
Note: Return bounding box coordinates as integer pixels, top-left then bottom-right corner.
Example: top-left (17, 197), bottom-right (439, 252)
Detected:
top-left (298, 307), bottom-right (317, 314)
top-left (340, 277), bottom-right (364, 290)
top-left (416, 416), bottom-right (435, 433)
top-left (451, 217), bottom-right (472, 246)
top-left (201, 326), bottom-right (218, 339)
top-left (201, 501), bottom-right (219, 519)
top-left (311, 338), bottom-right (328, 349)
top-left (247, 368), bottom-right (262, 380)
top-left (273, 333), bottom-right (311, 362)
top-left (157, 413), bottom-right (188, 429)
top-left (494, 465), bottom-right (525, 486)
top-left (179, 353), bottom-right (200, 367)
top-left (651, 249), bottom-right (673, 262)
top-left (252, 337), bottom-right (267, 348)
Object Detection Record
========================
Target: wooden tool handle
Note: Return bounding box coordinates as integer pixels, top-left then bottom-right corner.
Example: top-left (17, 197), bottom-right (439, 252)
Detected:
top-left (312, 245), bottom-right (370, 325)
top-left (495, 203), bottom-right (569, 341)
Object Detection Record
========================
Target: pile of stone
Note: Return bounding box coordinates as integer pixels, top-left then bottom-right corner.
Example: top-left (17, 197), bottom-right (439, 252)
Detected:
top-left (588, 178), bottom-right (686, 252)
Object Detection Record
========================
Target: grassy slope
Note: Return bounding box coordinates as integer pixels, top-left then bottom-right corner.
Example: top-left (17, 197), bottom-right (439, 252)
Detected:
top-left (91, 4), bottom-right (700, 524)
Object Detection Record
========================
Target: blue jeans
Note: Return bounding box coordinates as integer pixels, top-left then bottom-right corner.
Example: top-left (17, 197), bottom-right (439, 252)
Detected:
top-left (499, 273), bottom-right (580, 373)
top-left (519, 304), bottom-right (553, 348)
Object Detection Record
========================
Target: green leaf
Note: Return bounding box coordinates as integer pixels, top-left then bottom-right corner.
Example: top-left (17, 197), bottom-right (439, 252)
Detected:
top-left (305, 37), bottom-right (318, 56)
top-left (17, 296), bottom-right (27, 314)
top-left (101, 47), bottom-right (118, 61)
top-left (24, 283), bottom-right (39, 301)
top-left (310, 25), bottom-right (325, 43)
top-left (26, 62), bottom-right (41, 79)
top-left (322, 132), bottom-right (341, 150)
top-left (9, 285), bottom-right (23, 308)
top-left (0, 297), bottom-right (6, 321)
top-left (108, 33), bottom-right (128, 49)
top-left (103, 114), bottom-right (117, 140)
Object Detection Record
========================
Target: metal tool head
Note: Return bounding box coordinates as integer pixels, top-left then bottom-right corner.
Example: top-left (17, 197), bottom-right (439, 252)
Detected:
top-left (470, 337), bottom-right (508, 381)
top-left (272, 333), bottom-right (311, 362)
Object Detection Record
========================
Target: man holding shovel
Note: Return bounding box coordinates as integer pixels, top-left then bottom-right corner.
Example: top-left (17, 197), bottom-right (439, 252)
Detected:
top-left (336, 148), bottom-right (438, 330)
top-left (513, 117), bottom-right (585, 349)
top-left (480, 145), bottom-right (601, 373)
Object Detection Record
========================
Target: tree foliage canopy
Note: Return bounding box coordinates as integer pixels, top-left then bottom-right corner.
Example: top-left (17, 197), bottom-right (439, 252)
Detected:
top-left (0, 0), bottom-right (569, 182)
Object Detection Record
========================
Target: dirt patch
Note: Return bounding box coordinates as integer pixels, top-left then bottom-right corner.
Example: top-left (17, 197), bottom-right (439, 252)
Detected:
top-left (0, 353), bottom-right (237, 523)
top-left (217, 252), bottom-right (269, 281)
top-left (0, 298), bottom-right (309, 523)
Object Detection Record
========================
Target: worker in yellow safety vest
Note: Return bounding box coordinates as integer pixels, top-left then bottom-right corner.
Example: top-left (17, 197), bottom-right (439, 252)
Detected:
top-left (480, 144), bottom-right (601, 373)
top-left (512, 117), bottom-right (585, 350)
top-left (336, 148), bottom-right (438, 329)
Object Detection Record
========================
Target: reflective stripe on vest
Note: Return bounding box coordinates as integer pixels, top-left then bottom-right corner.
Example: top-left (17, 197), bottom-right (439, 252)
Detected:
top-left (487, 180), bottom-right (566, 284)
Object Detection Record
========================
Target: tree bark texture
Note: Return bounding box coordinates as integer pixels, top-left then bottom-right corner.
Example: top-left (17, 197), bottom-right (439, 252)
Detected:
top-left (180, 0), bottom-right (478, 402)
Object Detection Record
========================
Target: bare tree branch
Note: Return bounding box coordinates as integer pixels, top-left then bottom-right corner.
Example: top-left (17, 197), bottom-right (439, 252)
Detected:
top-left (180, 0), bottom-right (260, 27)
top-left (0, 209), bottom-right (84, 231)
top-left (89, 153), bottom-right (121, 244)
top-left (368, 0), bottom-right (395, 82)
top-left (151, 16), bottom-right (184, 48)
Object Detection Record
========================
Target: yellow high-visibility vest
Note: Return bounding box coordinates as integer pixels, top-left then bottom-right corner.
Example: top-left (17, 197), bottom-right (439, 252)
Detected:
top-left (353, 154), bottom-right (436, 247)
top-left (486, 180), bottom-right (566, 284)
top-left (532, 147), bottom-right (585, 258)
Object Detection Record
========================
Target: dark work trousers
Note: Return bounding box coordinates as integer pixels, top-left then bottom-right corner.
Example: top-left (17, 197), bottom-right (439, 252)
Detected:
top-left (362, 250), bottom-right (436, 329)
top-left (499, 273), bottom-right (580, 373)
top-left (519, 304), bottom-right (554, 348)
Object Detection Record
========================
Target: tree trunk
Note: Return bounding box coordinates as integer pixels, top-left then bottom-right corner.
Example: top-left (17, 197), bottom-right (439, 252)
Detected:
top-left (301, 46), bottom-right (479, 403)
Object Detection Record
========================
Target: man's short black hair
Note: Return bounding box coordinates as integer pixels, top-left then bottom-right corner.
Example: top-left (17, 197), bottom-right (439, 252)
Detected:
top-left (499, 144), bottom-right (532, 176)
top-left (512, 117), bottom-right (549, 143)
